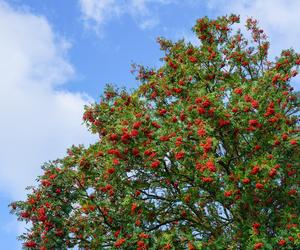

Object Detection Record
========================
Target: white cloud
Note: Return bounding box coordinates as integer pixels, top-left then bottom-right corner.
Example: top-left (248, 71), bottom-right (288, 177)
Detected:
top-left (0, 1), bottom-right (96, 200)
top-left (79, 0), bottom-right (176, 33)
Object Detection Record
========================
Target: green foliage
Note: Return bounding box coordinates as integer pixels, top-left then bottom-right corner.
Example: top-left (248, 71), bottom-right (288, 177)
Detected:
top-left (10, 14), bottom-right (299, 249)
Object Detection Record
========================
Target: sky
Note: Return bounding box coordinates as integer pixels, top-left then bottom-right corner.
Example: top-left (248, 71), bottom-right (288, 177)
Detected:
top-left (0, 0), bottom-right (299, 248)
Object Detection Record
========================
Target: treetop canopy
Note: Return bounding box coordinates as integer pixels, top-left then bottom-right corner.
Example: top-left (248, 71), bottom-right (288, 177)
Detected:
top-left (11, 14), bottom-right (299, 249)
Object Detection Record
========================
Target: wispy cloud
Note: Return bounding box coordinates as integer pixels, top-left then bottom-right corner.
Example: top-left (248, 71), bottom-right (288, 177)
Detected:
top-left (79, 0), bottom-right (177, 34)
top-left (79, 0), bottom-right (122, 35)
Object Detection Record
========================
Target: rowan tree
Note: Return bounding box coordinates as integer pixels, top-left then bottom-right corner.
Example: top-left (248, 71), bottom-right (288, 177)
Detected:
top-left (10, 14), bottom-right (299, 249)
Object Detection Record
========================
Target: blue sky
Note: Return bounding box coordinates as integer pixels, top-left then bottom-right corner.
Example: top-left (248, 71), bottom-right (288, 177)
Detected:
top-left (0, 0), bottom-right (299, 249)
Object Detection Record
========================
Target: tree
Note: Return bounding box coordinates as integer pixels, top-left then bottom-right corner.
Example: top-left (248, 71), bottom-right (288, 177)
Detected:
top-left (10, 14), bottom-right (299, 249)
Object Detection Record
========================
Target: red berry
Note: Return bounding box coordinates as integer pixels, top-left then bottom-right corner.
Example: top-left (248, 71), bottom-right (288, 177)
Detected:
top-left (151, 160), bottom-right (160, 169)
top-left (242, 178), bottom-right (250, 184)
top-left (278, 239), bottom-right (286, 246)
